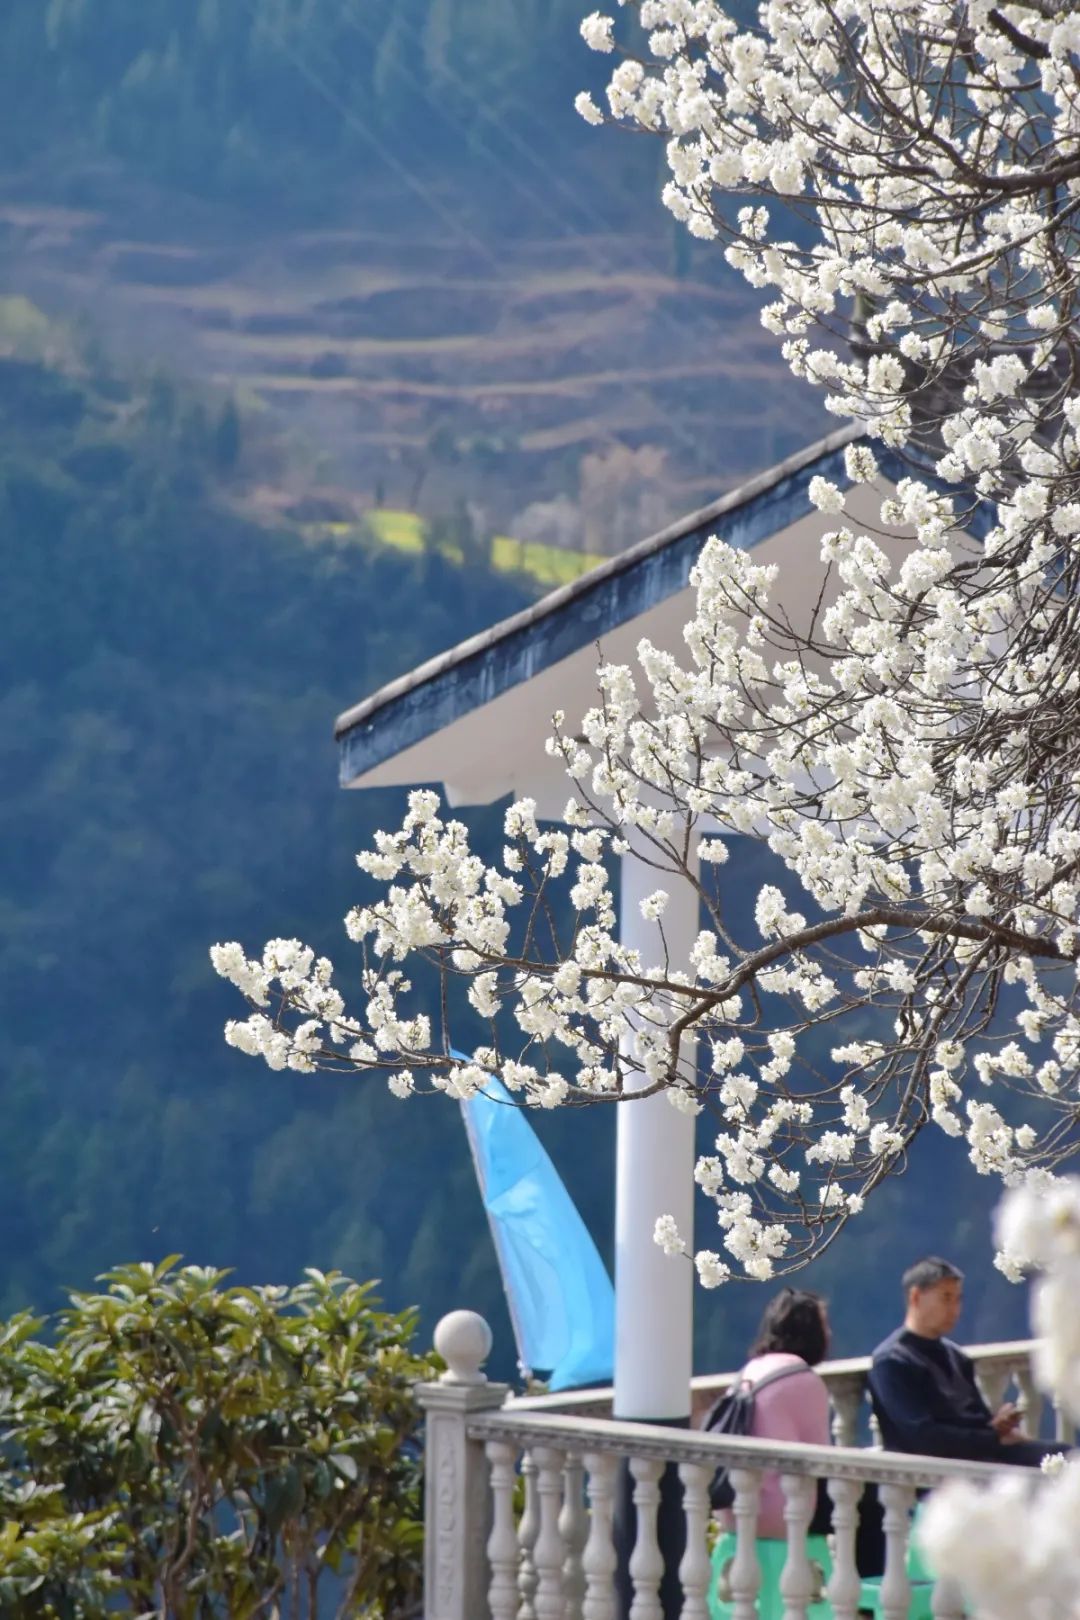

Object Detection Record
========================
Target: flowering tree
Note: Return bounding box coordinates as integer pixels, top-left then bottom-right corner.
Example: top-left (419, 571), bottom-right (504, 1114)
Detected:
top-left (213, 0), bottom-right (1080, 1286)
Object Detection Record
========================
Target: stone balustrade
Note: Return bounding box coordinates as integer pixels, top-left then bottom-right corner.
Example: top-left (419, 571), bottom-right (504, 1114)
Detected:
top-left (508, 1340), bottom-right (1069, 1449)
top-left (416, 1314), bottom-right (1073, 1620)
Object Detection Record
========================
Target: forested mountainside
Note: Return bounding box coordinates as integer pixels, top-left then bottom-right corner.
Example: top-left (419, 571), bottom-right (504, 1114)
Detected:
top-left (4, 0), bottom-right (612, 199)
top-left (0, 317), bottom-right (1028, 1375)
top-left (0, 318), bottom-right (548, 1352)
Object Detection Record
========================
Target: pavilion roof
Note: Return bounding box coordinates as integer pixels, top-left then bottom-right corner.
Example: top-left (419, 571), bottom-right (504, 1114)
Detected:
top-left (334, 426), bottom-right (874, 809)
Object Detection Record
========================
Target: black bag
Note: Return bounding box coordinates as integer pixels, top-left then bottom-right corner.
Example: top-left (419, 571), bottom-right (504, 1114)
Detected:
top-left (702, 1362), bottom-right (808, 1511)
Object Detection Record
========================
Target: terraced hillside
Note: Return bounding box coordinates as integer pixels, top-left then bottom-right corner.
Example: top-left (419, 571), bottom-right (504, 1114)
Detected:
top-left (0, 171), bottom-right (826, 555)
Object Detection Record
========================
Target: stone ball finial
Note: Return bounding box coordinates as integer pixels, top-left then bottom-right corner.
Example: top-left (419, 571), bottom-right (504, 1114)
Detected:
top-left (434, 1310), bottom-right (492, 1385)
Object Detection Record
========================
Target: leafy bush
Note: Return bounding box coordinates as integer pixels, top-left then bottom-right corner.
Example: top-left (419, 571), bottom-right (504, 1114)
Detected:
top-left (0, 1261), bottom-right (435, 1618)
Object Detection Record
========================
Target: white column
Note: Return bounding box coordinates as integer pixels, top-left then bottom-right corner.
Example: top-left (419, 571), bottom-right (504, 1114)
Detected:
top-left (614, 845), bottom-right (697, 1421)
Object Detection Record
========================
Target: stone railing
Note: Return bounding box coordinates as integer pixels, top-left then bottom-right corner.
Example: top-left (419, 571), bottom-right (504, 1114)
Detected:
top-left (508, 1340), bottom-right (1069, 1449)
top-left (415, 1313), bottom-right (1064, 1620)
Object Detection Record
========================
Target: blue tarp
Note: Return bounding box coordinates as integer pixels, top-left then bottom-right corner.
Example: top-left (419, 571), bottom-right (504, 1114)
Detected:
top-left (459, 1068), bottom-right (614, 1391)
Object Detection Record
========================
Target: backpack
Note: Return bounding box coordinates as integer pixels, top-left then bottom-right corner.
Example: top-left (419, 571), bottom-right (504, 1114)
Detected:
top-left (702, 1361), bottom-right (809, 1510)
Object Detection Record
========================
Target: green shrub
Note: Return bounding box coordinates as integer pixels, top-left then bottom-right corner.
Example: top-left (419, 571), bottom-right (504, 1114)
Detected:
top-left (0, 1261), bottom-right (436, 1617)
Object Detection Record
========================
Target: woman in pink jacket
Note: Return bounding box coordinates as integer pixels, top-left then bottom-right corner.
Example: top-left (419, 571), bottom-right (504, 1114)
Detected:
top-left (709, 1289), bottom-right (834, 1620)
top-left (738, 1288), bottom-right (832, 1536)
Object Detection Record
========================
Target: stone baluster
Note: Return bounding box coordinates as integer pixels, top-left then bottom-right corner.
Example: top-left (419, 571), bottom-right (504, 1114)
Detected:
top-left (974, 1363), bottom-right (1010, 1417)
top-left (415, 1311), bottom-right (510, 1620)
top-left (1052, 1394), bottom-right (1073, 1444)
top-left (627, 1455), bottom-right (665, 1620)
top-left (930, 1574), bottom-right (967, 1619)
top-left (825, 1477), bottom-right (863, 1620)
top-left (829, 1376), bottom-right (866, 1449)
top-left (517, 1451), bottom-right (540, 1620)
top-left (559, 1453), bottom-right (587, 1620)
top-left (678, 1461), bottom-right (713, 1620)
top-left (779, 1472), bottom-right (817, 1620)
top-left (879, 1482), bottom-right (915, 1620)
top-left (486, 1439), bottom-right (522, 1620)
top-left (532, 1446), bottom-right (567, 1620)
top-left (581, 1451), bottom-right (619, 1620)
top-left (729, 1467), bottom-right (762, 1620)
top-left (1014, 1364), bottom-right (1040, 1438)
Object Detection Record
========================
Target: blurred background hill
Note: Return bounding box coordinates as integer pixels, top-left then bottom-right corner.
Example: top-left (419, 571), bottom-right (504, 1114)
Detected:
top-left (1, 0), bottom-right (823, 550)
top-left (0, 0), bottom-right (1026, 1379)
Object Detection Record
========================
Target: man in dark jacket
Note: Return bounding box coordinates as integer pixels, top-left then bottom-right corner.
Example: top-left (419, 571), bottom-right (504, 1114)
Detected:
top-left (868, 1256), bottom-right (1062, 1467)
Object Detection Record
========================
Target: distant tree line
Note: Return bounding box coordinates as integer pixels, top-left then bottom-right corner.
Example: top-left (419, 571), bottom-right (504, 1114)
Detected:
top-left (3, 0), bottom-right (620, 206)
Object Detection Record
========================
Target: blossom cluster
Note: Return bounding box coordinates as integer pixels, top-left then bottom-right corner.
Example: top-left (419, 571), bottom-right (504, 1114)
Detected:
top-left (577, 0), bottom-right (1080, 450)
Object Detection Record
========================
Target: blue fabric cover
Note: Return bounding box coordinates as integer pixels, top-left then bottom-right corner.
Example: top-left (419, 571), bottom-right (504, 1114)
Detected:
top-left (459, 1068), bottom-right (614, 1391)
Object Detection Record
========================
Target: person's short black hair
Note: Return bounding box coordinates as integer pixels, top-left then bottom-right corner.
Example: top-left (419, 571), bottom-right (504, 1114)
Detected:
top-left (749, 1288), bottom-right (827, 1366)
top-left (902, 1256), bottom-right (964, 1294)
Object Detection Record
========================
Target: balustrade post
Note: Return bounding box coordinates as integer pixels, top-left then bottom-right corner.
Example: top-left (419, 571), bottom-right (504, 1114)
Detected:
top-left (1014, 1364), bottom-right (1040, 1438)
top-left (828, 1375), bottom-right (866, 1449)
top-left (879, 1482), bottom-right (915, 1620)
top-left (729, 1468), bottom-right (762, 1620)
top-left (677, 1461), bottom-right (713, 1620)
top-left (779, 1472), bottom-right (817, 1620)
top-left (628, 1456), bottom-right (665, 1620)
top-left (974, 1364), bottom-right (1009, 1416)
top-left (560, 1453), bottom-right (588, 1620)
top-left (533, 1444), bottom-right (568, 1620)
top-left (582, 1451), bottom-right (619, 1620)
top-left (825, 1476), bottom-right (863, 1620)
top-left (518, 1452), bottom-right (540, 1620)
top-left (1053, 1393), bottom-right (1072, 1444)
top-left (486, 1438), bottom-right (521, 1620)
top-left (415, 1311), bottom-right (510, 1620)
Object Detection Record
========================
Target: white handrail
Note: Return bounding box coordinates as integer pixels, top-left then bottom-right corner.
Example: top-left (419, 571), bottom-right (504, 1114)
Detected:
top-left (508, 1338), bottom-right (1040, 1413)
top-left (467, 1407), bottom-right (1011, 1491)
